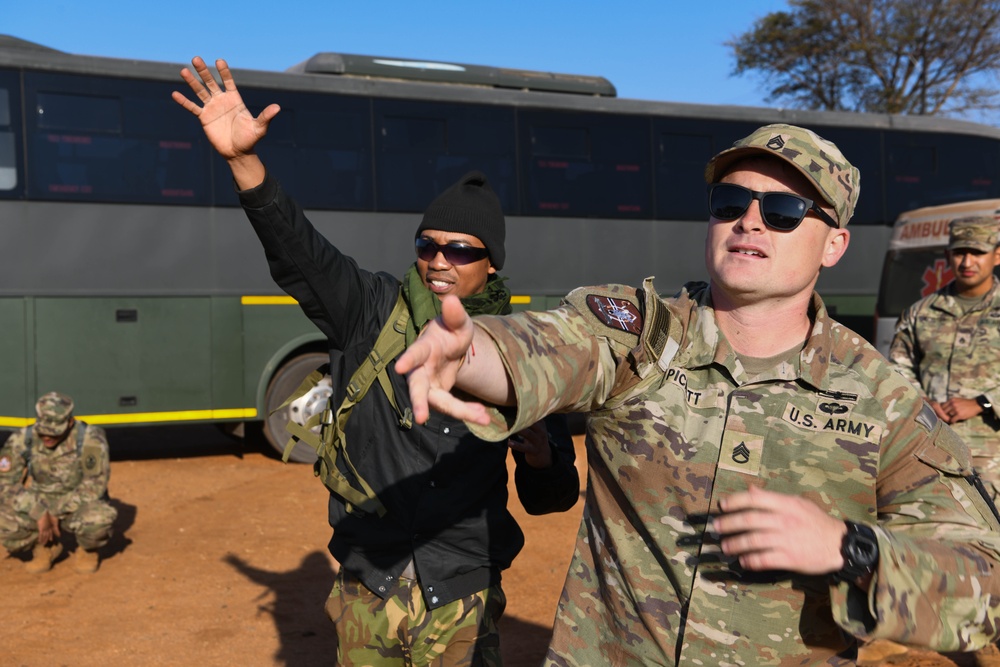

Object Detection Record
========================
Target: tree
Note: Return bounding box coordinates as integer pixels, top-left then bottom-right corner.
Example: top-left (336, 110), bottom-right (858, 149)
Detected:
top-left (729, 0), bottom-right (1000, 116)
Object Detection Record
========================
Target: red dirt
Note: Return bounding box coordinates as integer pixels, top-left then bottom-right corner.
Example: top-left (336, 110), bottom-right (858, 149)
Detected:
top-left (0, 426), bottom-right (985, 666)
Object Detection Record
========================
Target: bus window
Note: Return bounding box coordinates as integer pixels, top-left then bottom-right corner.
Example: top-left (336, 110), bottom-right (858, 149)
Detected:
top-left (521, 110), bottom-right (650, 218)
top-left (886, 132), bottom-right (1000, 214)
top-left (37, 92), bottom-right (122, 133)
top-left (657, 131), bottom-right (715, 220)
top-left (293, 106), bottom-right (372, 210)
top-left (27, 74), bottom-right (212, 205)
top-left (374, 100), bottom-right (517, 212)
top-left (0, 87), bottom-right (15, 191)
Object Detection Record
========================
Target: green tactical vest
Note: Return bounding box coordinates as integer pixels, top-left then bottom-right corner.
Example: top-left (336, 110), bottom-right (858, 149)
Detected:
top-left (276, 291), bottom-right (413, 517)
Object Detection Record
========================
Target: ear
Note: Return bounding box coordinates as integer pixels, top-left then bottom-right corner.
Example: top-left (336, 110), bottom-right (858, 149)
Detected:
top-left (992, 247), bottom-right (1000, 268)
top-left (488, 263), bottom-right (497, 275)
top-left (821, 228), bottom-right (850, 269)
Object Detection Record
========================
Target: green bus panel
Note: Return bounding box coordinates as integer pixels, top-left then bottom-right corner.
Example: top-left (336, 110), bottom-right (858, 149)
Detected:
top-left (240, 303), bottom-right (325, 411)
top-left (209, 297), bottom-right (245, 409)
top-left (0, 298), bottom-right (30, 419)
top-left (34, 297), bottom-right (214, 416)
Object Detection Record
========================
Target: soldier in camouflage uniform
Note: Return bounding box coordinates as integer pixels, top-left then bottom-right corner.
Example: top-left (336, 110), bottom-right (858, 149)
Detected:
top-left (890, 217), bottom-right (1000, 501)
top-left (0, 392), bottom-right (117, 574)
top-left (397, 124), bottom-right (1000, 665)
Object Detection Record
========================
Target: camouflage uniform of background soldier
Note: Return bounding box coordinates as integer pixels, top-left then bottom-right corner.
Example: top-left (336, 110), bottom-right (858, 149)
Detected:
top-left (890, 217), bottom-right (1000, 503)
top-left (0, 392), bottom-right (116, 574)
top-left (395, 124), bottom-right (1000, 666)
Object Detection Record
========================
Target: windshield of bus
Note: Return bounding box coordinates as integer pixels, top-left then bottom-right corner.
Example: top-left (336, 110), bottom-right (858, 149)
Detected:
top-left (876, 248), bottom-right (954, 318)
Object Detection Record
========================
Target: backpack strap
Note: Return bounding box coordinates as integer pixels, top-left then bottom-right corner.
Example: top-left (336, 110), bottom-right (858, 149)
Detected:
top-left (21, 421), bottom-right (96, 475)
top-left (276, 289), bottom-right (413, 517)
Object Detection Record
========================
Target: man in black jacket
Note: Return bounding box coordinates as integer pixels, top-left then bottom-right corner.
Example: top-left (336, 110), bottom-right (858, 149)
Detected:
top-left (174, 57), bottom-right (579, 666)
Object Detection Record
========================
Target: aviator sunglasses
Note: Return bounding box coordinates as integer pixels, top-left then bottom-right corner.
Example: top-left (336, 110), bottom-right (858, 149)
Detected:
top-left (707, 183), bottom-right (838, 231)
top-left (415, 237), bottom-right (490, 265)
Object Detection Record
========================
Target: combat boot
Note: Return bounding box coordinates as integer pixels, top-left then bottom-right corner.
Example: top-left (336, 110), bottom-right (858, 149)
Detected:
top-left (857, 639), bottom-right (907, 664)
top-left (24, 541), bottom-right (63, 574)
top-left (974, 642), bottom-right (1000, 667)
top-left (72, 549), bottom-right (99, 574)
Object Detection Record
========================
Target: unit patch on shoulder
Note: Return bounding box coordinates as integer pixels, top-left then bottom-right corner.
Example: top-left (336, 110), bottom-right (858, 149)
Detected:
top-left (84, 453), bottom-right (98, 472)
top-left (0, 455), bottom-right (10, 473)
top-left (586, 295), bottom-right (642, 335)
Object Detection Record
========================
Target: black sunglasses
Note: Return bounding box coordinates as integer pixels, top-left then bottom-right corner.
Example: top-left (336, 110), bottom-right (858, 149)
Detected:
top-left (415, 237), bottom-right (490, 265)
top-left (707, 183), bottom-right (838, 231)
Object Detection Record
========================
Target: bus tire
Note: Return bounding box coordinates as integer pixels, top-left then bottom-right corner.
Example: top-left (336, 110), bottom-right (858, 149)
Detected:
top-left (263, 352), bottom-right (330, 464)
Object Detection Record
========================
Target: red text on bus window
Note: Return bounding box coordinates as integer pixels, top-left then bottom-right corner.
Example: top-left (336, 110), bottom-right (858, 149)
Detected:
top-left (47, 134), bottom-right (92, 145)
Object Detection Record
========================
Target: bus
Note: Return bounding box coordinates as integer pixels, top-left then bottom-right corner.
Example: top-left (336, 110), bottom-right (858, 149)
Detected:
top-left (3, 34), bottom-right (1000, 459)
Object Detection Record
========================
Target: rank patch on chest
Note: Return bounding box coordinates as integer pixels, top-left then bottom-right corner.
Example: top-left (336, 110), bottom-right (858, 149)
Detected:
top-left (0, 455), bottom-right (10, 473)
top-left (718, 432), bottom-right (763, 476)
top-left (586, 295), bottom-right (642, 335)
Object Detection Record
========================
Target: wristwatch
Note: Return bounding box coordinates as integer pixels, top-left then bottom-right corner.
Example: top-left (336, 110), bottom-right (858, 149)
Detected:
top-left (977, 394), bottom-right (993, 411)
top-left (833, 521), bottom-right (879, 584)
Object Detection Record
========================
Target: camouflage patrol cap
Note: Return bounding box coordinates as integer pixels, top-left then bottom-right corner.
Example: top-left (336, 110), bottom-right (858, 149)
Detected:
top-left (704, 123), bottom-right (861, 228)
top-left (34, 391), bottom-right (74, 436)
top-left (948, 216), bottom-right (1000, 252)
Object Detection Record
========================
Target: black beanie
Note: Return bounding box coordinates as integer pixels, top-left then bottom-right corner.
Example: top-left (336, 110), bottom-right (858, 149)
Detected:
top-left (416, 170), bottom-right (506, 270)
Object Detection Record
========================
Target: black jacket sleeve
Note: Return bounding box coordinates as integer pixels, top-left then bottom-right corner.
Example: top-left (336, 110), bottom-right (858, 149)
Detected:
top-left (512, 413), bottom-right (580, 515)
top-left (237, 172), bottom-right (394, 351)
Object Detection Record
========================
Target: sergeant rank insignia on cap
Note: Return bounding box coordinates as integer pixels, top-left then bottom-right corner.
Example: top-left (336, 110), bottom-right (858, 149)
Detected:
top-left (586, 295), bottom-right (642, 335)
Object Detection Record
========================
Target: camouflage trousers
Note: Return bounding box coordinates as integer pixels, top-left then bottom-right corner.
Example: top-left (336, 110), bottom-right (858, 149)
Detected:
top-left (0, 500), bottom-right (117, 553)
top-left (324, 568), bottom-right (506, 666)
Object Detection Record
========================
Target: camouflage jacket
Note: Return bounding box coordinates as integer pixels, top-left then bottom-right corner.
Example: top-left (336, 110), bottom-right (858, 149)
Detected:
top-left (889, 280), bottom-right (1000, 451)
top-left (470, 279), bottom-right (1000, 666)
top-left (0, 422), bottom-right (111, 520)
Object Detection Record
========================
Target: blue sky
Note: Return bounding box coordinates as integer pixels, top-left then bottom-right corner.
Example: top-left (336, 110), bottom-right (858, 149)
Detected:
top-left (8, 1), bottom-right (791, 108)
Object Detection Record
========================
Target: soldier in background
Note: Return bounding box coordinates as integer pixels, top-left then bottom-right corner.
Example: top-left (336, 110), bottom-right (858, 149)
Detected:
top-left (0, 392), bottom-right (117, 573)
top-left (396, 124), bottom-right (1000, 664)
top-left (890, 216), bottom-right (1000, 502)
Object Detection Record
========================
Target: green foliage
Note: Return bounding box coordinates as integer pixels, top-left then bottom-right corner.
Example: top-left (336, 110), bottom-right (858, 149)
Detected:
top-left (729, 0), bottom-right (1000, 115)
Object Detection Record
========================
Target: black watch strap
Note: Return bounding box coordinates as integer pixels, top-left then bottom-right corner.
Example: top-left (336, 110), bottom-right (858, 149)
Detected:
top-left (977, 394), bottom-right (993, 411)
top-left (833, 521), bottom-right (879, 584)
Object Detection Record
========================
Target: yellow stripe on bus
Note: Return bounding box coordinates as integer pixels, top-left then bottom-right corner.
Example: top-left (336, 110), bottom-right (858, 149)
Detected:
top-left (245, 295), bottom-right (532, 305)
top-left (241, 295), bottom-right (298, 305)
top-left (0, 408), bottom-right (258, 429)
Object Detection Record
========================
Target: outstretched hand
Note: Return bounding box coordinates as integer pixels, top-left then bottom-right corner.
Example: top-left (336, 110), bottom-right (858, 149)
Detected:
top-left (171, 57), bottom-right (279, 162)
top-left (394, 295), bottom-right (490, 426)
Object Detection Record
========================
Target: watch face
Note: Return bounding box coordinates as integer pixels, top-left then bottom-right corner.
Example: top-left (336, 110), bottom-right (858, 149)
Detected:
top-left (846, 537), bottom-right (879, 567)
top-left (979, 395), bottom-right (993, 410)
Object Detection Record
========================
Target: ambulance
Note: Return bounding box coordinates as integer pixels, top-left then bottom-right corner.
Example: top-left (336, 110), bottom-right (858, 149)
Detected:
top-left (874, 199), bottom-right (1000, 356)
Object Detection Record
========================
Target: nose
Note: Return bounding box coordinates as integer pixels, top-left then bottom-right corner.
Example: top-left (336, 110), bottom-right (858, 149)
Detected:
top-left (734, 199), bottom-right (766, 232)
top-left (428, 249), bottom-right (451, 269)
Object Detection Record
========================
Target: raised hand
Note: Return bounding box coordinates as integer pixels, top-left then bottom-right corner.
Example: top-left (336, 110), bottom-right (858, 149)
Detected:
top-left (171, 57), bottom-right (277, 188)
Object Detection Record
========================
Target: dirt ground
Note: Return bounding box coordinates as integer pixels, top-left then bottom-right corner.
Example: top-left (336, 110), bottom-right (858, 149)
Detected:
top-left (0, 425), bottom-right (988, 667)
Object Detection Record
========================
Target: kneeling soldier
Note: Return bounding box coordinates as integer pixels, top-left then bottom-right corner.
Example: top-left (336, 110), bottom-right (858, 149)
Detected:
top-left (0, 392), bottom-right (117, 573)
